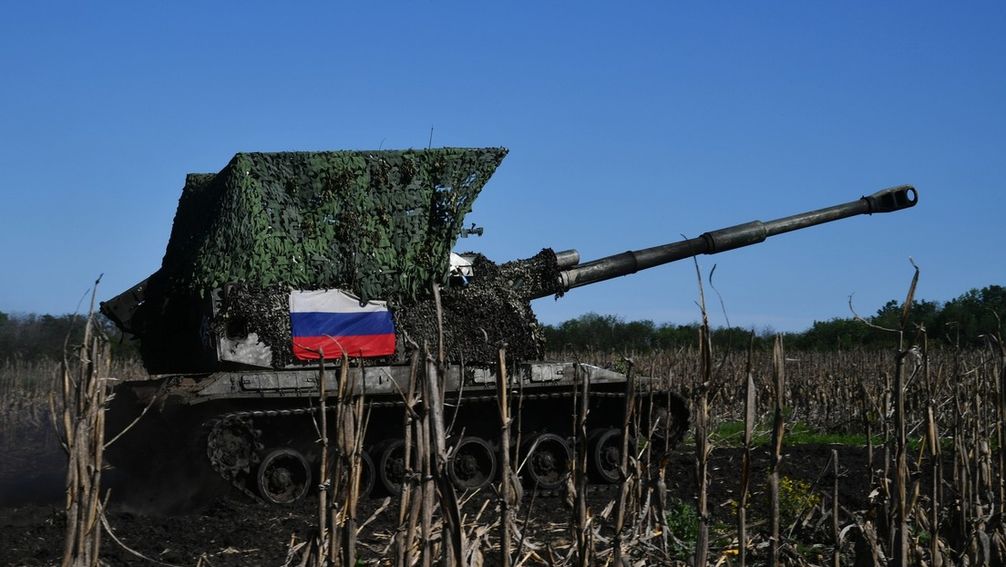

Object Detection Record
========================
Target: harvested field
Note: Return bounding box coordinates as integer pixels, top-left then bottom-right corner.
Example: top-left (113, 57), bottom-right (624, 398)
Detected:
top-left (1, 431), bottom-right (877, 566)
top-left (2, 333), bottom-right (1004, 566)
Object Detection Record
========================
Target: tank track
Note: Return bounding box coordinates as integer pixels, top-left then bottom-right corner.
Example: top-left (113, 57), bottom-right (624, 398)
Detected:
top-left (201, 387), bottom-right (689, 505)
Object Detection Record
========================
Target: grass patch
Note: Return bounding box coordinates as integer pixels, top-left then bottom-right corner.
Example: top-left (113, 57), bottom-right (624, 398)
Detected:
top-left (709, 420), bottom-right (879, 447)
top-left (665, 498), bottom-right (699, 559)
top-left (706, 420), bottom-right (946, 452)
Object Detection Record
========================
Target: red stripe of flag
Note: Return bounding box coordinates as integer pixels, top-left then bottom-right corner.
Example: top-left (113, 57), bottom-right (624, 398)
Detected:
top-left (292, 334), bottom-right (396, 360)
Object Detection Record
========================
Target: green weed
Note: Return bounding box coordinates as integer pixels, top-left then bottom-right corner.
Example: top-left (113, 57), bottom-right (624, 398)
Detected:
top-left (665, 498), bottom-right (699, 559)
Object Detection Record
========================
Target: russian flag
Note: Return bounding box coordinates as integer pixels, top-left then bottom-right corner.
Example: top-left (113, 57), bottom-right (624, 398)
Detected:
top-left (289, 290), bottom-right (396, 360)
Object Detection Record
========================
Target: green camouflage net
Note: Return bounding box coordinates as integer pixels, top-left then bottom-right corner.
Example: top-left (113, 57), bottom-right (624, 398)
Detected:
top-left (210, 250), bottom-right (559, 367)
top-left (159, 148), bottom-right (508, 302)
top-left (393, 250), bottom-right (560, 362)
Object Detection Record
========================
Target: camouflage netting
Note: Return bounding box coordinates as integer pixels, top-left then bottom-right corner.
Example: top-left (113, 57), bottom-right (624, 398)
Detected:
top-left (207, 249), bottom-right (562, 367)
top-left (134, 148), bottom-right (578, 371)
top-left (213, 284), bottom-right (293, 366)
top-left (392, 249), bottom-right (562, 361)
top-left (160, 148), bottom-right (508, 301)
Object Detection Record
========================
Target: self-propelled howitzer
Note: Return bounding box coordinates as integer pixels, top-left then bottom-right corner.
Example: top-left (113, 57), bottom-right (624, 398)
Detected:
top-left (101, 149), bottom-right (917, 506)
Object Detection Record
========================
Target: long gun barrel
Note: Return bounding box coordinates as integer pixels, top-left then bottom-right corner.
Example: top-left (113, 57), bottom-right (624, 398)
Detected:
top-left (547, 185), bottom-right (917, 297)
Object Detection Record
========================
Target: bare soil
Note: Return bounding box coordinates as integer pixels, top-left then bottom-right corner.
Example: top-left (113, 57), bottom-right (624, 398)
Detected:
top-left (0, 419), bottom-right (880, 567)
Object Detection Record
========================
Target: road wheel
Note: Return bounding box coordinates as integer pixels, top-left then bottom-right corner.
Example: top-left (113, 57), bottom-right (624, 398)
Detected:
top-left (256, 448), bottom-right (311, 505)
top-left (588, 428), bottom-right (622, 484)
top-left (448, 436), bottom-right (496, 491)
top-left (375, 439), bottom-right (406, 496)
top-left (521, 433), bottom-right (571, 491)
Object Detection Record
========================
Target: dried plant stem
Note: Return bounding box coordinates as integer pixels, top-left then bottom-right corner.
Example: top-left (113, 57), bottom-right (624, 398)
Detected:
top-left (573, 363), bottom-right (591, 567)
top-left (419, 395), bottom-right (434, 567)
top-left (927, 404), bottom-right (942, 567)
top-left (316, 353), bottom-right (329, 567)
top-left (832, 449), bottom-right (840, 567)
top-left (59, 280), bottom-right (112, 567)
top-left (613, 359), bottom-right (636, 566)
top-left (425, 354), bottom-right (464, 565)
top-left (862, 384), bottom-right (875, 487)
top-left (341, 358), bottom-right (366, 567)
top-left (692, 261), bottom-right (712, 567)
top-left (693, 333), bottom-right (711, 567)
top-left (497, 347), bottom-right (513, 567)
top-left (893, 263), bottom-right (919, 567)
top-left (769, 335), bottom-right (786, 567)
top-left (893, 349), bottom-right (909, 566)
top-left (395, 353), bottom-right (420, 567)
top-left (996, 330), bottom-right (1006, 530)
top-left (738, 337), bottom-right (756, 567)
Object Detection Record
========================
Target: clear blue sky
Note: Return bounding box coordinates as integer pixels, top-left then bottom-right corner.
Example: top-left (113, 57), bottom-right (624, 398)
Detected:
top-left (1, 2), bottom-right (1002, 332)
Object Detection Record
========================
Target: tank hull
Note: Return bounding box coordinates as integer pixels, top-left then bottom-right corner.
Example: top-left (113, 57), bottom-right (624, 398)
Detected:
top-left (106, 361), bottom-right (689, 505)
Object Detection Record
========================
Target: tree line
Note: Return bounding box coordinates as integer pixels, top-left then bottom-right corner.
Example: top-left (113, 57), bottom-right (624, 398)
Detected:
top-left (0, 311), bottom-right (138, 363)
top-left (543, 285), bottom-right (1006, 353)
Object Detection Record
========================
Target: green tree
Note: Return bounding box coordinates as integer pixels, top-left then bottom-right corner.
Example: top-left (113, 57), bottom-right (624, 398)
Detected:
top-left (542, 284), bottom-right (1004, 352)
top-left (0, 312), bottom-right (140, 363)
top-left (938, 285), bottom-right (1006, 345)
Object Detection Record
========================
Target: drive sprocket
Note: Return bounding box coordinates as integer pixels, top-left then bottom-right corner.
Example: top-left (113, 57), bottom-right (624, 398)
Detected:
top-left (206, 415), bottom-right (263, 485)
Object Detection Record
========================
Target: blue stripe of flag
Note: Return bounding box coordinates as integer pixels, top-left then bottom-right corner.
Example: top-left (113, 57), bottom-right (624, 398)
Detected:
top-left (290, 311), bottom-right (395, 338)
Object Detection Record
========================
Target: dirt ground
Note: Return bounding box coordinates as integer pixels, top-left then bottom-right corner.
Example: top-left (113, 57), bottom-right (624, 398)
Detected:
top-left (0, 419), bottom-right (880, 567)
